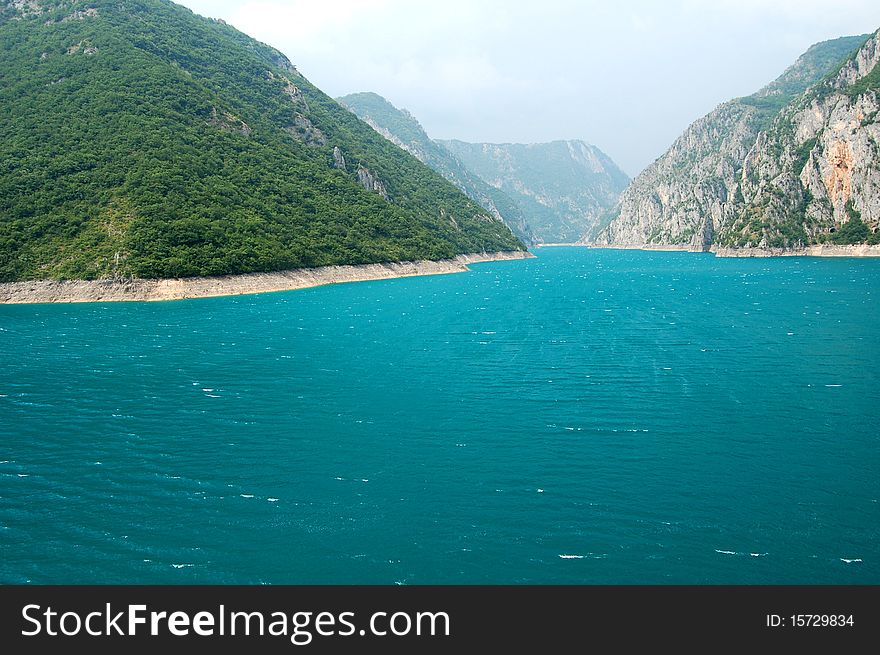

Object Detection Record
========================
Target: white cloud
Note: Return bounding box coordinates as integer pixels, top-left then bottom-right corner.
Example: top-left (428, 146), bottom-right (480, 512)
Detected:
top-left (177, 0), bottom-right (880, 175)
top-left (224, 0), bottom-right (394, 53)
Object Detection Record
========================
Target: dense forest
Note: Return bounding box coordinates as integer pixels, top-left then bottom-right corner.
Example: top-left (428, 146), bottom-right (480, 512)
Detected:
top-left (0, 0), bottom-right (523, 281)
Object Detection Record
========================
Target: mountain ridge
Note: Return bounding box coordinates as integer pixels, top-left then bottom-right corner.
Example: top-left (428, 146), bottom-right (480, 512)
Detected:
top-left (0, 0), bottom-right (523, 283)
top-left (592, 32), bottom-right (878, 251)
top-left (440, 138), bottom-right (629, 243)
top-left (337, 91), bottom-right (536, 245)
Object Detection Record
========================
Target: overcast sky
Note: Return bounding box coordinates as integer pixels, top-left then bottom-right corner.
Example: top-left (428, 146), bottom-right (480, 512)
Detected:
top-left (177, 0), bottom-right (880, 177)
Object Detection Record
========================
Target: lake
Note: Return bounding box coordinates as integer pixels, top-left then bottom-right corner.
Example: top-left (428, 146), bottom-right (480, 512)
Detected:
top-left (1, 247), bottom-right (877, 583)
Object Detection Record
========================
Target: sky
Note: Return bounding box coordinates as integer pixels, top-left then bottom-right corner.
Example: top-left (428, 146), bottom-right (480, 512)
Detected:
top-left (177, 0), bottom-right (880, 177)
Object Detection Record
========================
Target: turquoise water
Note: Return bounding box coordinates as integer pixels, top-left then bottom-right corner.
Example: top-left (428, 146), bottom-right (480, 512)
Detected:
top-left (1, 247), bottom-right (878, 584)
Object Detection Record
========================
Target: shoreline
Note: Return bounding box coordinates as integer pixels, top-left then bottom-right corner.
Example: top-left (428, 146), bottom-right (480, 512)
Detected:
top-left (710, 244), bottom-right (880, 258)
top-left (0, 251), bottom-right (534, 305)
top-left (580, 243), bottom-right (699, 252)
top-left (584, 243), bottom-right (880, 257)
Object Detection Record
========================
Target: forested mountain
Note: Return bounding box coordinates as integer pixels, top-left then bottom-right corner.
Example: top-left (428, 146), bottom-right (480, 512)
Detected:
top-left (0, 0), bottom-right (523, 282)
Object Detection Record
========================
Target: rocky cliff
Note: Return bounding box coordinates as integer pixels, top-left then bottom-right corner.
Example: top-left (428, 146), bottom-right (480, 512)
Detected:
top-left (593, 33), bottom-right (876, 251)
top-left (338, 92), bottom-right (535, 244)
top-left (440, 139), bottom-right (629, 243)
top-left (725, 32), bottom-right (880, 248)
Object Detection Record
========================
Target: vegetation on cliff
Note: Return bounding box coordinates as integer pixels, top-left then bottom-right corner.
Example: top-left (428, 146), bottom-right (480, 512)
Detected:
top-left (596, 33), bottom-right (878, 250)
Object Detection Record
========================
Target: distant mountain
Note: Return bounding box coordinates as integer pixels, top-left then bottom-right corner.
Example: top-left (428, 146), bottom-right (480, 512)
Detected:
top-left (594, 33), bottom-right (879, 250)
top-left (338, 92), bottom-right (535, 244)
top-left (439, 140), bottom-right (630, 243)
top-left (0, 0), bottom-right (523, 282)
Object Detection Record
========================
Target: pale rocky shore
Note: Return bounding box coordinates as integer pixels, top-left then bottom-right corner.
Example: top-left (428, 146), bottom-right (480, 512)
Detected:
top-left (533, 243), bottom-right (582, 247)
top-left (0, 251), bottom-right (534, 304)
top-left (582, 243), bottom-right (701, 252)
top-left (710, 245), bottom-right (880, 258)
top-left (584, 243), bottom-right (880, 257)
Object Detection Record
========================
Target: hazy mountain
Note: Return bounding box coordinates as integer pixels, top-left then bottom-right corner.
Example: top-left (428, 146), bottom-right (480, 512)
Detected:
top-left (338, 91), bottom-right (535, 245)
top-left (440, 139), bottom-right (630, 244)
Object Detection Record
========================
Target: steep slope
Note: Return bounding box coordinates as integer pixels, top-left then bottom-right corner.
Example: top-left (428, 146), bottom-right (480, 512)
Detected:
top-left (439, 139), bottom-right (629, 243)
top-left (0, 0), bottom-right (523, 282)
top-left (338, 92), bottom-right (535, 245)
top-left (594, 34), bottom-right (871, 250)
top-left (723, 32), bottom-right (880, 249)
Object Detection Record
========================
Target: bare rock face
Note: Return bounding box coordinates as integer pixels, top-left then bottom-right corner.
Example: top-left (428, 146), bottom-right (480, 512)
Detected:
top-left (281, 77), bottom-right (308, 111)
top-left (594, 101), bottom-right (759, 249)
top-left (332, 146), bottom-right (347, 170)
top-left (65, 39), bottom-right (98, 55)
top-left (362, 117), bottom-right (411, 154)
top-left (285, 113), bottom-right (326, 146)
top-left (271, 52), bottom-right (304, 80)
top-left (45, 7), bottom-right (98, 25)
top-left (831, 34), bottom-right (880, 89)
top-left (207, 106), bottom-right (252, 136)
top-left (595, 32), bottom-right (879, 250)
top-left (6, 0), bottom-right (43, 19)
top-left (274, 75), bottom-right (327, 146)
top-left (724, 31), bottom-right (880, 247)
top-left (356, 166), bottom-right (389, 200)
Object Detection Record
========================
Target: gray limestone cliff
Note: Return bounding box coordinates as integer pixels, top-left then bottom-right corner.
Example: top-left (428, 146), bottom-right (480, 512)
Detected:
top-left (356, 165), bottom-right (389, 200)
top-left (725, 32), bottom-right (880, 248)
top-left (594, 33), bottom-right (877, 251)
